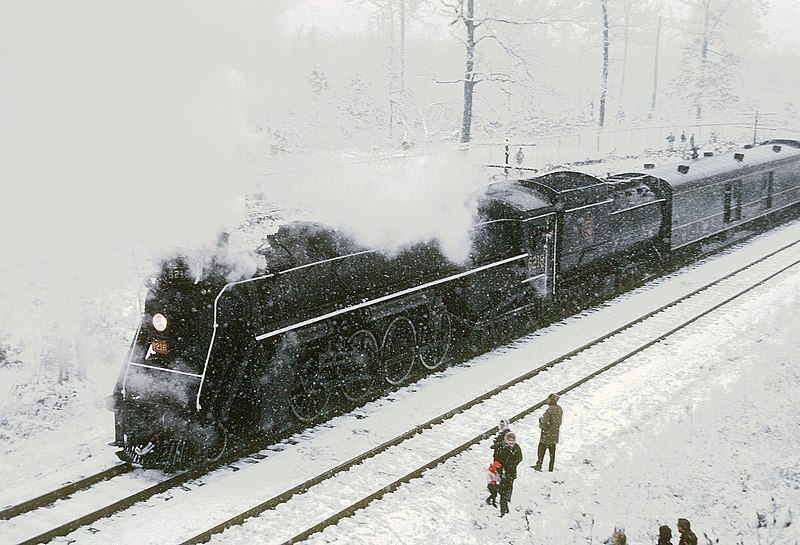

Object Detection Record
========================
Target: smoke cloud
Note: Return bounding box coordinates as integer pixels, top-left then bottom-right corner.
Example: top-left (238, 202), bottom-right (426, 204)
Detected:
top-left (254, 150), bottom-right (488, 265)
top-left (0, 2), bottom-right (280, 268)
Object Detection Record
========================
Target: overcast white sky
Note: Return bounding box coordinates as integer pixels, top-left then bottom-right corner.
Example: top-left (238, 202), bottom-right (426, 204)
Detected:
top-left (1, 0), bottom-right (798, 269)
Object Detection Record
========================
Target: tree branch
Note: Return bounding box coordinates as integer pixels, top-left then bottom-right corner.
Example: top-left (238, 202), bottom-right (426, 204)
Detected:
top-left (480, 15), bottom-right (577, 26)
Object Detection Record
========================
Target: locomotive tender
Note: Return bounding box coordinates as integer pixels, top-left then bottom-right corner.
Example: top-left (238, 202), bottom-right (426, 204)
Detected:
top-left (110, 139), bottom-right (800, 468)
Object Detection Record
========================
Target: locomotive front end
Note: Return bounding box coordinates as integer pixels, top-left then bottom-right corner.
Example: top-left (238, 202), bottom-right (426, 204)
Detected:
top-left (110, 256), bottom-right (226, 468)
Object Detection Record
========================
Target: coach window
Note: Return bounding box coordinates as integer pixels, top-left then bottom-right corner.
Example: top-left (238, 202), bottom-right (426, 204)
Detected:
top-left (733, 179), bottom-right (742, 221)
top-left (763, 171), bottom-right (774, 209)
top-left (723, 182), bottom-right (732, 223)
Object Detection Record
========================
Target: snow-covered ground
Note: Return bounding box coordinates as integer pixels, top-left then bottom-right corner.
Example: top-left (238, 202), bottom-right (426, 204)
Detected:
top-left (1, 221), bottom-right (798, 544)
top-left (298, 262), bottom-right (800, 545)
top-left (208, 223), bottom-right (800, 545)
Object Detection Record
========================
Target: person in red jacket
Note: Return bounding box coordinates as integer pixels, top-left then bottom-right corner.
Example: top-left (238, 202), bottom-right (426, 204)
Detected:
top-left (485, 460), bottom-right (503, 507)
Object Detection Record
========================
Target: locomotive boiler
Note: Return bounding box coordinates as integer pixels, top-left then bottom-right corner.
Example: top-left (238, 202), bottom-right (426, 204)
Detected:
top-left (109, 138), bottom-right (800, 468)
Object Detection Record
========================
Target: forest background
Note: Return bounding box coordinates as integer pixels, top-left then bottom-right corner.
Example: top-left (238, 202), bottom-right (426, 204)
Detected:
top-left (270, 0), bottom-right (799, 150)
top-left (1, 0), bottom-right (799, 382)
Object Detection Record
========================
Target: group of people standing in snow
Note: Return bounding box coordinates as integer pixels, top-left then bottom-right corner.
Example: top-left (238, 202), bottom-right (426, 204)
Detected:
top-left (482, 393), bottom-right (700, 545)
top-left (657, 519), bottom-right (699, 545)
top-left (486, 423), bottom-right (519, 517)
top-left (485, 393), bottom-right (563, 517)
top-left (604, 518), bottom-right (698, 545)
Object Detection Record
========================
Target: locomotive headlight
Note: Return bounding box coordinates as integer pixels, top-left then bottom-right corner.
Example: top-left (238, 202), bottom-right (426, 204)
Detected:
top-left (152, 313), bottom-right (168, 332)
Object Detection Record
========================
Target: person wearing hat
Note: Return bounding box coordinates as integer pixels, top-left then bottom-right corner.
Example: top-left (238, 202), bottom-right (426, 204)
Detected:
top-left (677, 518), bottom-right (697, 545)
top-left (534, 393), bottom-right (563, 472)
top-left (658, 524), bottom-right (673, 545)
top-left (603, 525), bottom-right (626, 545)
top-left (485, 460), bottom-right (503, 508)
top-left (494, 432), bottom-right (523, 517)
top-left (491, 418), bottom-right (512, 461)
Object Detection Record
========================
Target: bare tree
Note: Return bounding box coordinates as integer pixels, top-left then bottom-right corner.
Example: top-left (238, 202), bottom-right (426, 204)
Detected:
top-left (615, 0), bottom-right (654, 114)
top-left (598, 0), bottom-right (610, 127)
top-left (670, 0), bottom-right (766, 119)
top-left (690, 0), bottom-right (731, 119)
top-left (616, 0), bottom-right (633, 105)
top-left (441, 0), bottom-right (569, 142)
top-left (651, 14), bottom-right (663, 112)
top-left (457, 0), bottom-right (477, 142)
top-left (352, 0), bottom-right (432, 141)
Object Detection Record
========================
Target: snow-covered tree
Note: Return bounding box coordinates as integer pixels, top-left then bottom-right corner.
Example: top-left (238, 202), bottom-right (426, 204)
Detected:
top-left (307, 65), bottom-right (332, 97)
top-left (667, 0), bottom-right (766, 120)
top-left (440, 0), bottom-right (574, 142)
top-left (337, 73), bottom-right (387, 138)
top-left (349, 0), bottom-right (435, 144)
top-left (598, 0), bottom-right (610, 127)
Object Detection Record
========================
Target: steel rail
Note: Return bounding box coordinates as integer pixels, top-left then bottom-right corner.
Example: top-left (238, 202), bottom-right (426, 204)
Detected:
top-left (0, 464), bottom-right (132, 521)
top-left (275, 250), bottom-right (800, 545)
top-left (10, 234), bottom-right (799, 545)
top-left (176, 237), bottom-right (800, 545)
top-left (6, 431), bottom-right (305, 545)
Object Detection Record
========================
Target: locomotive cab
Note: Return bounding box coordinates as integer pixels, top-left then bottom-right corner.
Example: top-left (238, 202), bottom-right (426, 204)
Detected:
top-left (453, 181), bottom-right (557, 332)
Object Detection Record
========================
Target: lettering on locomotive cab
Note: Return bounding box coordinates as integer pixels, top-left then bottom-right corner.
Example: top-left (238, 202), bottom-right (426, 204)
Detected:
top-left (151, 339), bottom-right (168, 355)
top-left (527, 251), bottom-right (546, 272)
top-left (581, 212), bottom-right (594, 240)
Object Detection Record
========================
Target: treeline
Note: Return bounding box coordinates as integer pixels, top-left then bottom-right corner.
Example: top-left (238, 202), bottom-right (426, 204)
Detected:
top-left (257, 0), bottom-right (797, 153)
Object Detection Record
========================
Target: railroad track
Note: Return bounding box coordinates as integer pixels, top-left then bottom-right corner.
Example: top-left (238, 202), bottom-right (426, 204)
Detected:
top-left (182, 236), bottom-right (800, 545)
top-left (0, 463), bottom-right (203, 545)
top-left (5, 228), bottom-right (794, 545)
top-left (0, 465), bottom-right (132, 522)
top-left (0, 423), bottom-right (336, 545)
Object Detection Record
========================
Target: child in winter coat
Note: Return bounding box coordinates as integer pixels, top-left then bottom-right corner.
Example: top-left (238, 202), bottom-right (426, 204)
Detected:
top-left (603, 525), bottom-right (626, 545)
top-left (485, 461), bottom-right (503, 507)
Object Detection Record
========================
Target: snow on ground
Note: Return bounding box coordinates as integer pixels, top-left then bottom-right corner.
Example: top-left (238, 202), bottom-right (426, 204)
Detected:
top-left (1, 225), bottom-right (798, 544)
top-left (1, 167), bottom-right (798, 544)
top-left (206, 232), bottom-right (800, 545)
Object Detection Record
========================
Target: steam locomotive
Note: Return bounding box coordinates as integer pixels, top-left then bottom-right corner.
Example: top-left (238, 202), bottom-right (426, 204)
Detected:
top-left (109, 138), bottom-right (800, 468)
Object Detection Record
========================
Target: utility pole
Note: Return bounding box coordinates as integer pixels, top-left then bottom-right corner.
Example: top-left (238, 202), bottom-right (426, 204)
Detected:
top-left (750, 111), bottom-right (777, 145)
top-left (753, 111), bottom-right (758, 146)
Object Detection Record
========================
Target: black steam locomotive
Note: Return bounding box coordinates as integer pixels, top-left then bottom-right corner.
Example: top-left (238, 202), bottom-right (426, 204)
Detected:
top-left (109, 138), bottom-right (800, 468)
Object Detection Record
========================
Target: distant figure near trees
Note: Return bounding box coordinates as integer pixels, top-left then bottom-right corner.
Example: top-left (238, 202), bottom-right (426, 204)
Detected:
top-left (666, 132), bottom-right (676, 149)
top-left (534, 393), bottom-right (563, 471)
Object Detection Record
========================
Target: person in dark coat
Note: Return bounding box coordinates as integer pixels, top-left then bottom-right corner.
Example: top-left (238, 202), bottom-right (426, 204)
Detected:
top-left (491, 417), bottom-right (512, 462)
top-left (658, 524), bottom-right (673, 545)
top-left (677, 518), bottom-right (697, 545)
top-left (534, 393), bottom-right (563, 472)
top-left (494, 432), bottom-right (523, 517)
